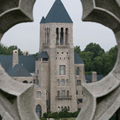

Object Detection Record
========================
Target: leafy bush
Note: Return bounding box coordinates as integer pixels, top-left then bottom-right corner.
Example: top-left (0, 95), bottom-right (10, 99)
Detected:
top-left (43, 108), bottom-right (80, 119)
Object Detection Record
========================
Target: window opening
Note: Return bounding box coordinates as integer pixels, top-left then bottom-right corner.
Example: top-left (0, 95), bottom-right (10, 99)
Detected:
top-left (76, 67), bottom-right (79, 75)
top-left (60, 28), bottom-right (64, 45)
top-left (61, 79), bottom-right (65, 86)
top-left (61, 90), bottom-right (65, 96)
top-left (23, 80), bottom-right (28, 83)
top-left (77, 80), bottom-right (81, 86)
top-left (57, 91), bottom-right (60, 97)
top-left (65, 28), bottom-right (68, 45)
top-left (36, 91), bottom-right (41, 98)
top-left (59, 65), bottom-right (66, 75)
top-left (57, 79), bottom-right (60, 86)
top-left (56, 28), bottom-right (59, 45)
top-left (67, 90), bottom-right (69, 96)
top-left (36, 105), bottom-right (42, 117)
top-left (66, 79), bottom-right (68, 86)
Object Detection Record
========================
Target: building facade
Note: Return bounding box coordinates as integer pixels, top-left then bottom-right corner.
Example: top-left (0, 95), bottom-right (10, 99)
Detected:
top-left (0, 0), bottom-right (103, 117)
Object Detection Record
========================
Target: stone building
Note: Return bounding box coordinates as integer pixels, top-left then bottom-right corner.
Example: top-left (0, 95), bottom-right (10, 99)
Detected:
top-left (0, 0), bottom-right (103, 117)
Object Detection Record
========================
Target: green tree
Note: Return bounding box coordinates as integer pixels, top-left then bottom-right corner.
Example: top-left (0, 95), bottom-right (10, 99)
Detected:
top-left (80, 51), bottom-right (95, 73)
top-left (74, 46), bottom-right (81, 54)
top-left (0, 43), bottom-right (23, 55)
top-left (84, 43), bottom-right (105, 58)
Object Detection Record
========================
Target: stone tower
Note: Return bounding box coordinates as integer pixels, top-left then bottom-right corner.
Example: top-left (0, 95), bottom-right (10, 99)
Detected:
top-left (36, 0), bottom-right (77, 112)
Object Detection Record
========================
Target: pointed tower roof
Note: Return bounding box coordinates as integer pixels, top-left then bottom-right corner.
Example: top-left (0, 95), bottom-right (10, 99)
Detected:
top-left (40, 16), bottom-right (45, 23)
top-left (41, 0), bottom-right (73, 23)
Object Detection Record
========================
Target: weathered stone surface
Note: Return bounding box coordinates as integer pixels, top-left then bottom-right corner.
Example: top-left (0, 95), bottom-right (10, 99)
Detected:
top-left (0, 0), bottom-right (39, 120)
top-left (77, 0), bottom-right (120, 120)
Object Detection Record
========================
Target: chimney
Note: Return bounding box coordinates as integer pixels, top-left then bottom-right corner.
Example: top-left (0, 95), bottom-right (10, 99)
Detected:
top-left (12, 50), bottom-right (18, 68)
top-left (92, 72), bottom-right (97, 82)
top-left (23, 51), bottom-right (29, 56)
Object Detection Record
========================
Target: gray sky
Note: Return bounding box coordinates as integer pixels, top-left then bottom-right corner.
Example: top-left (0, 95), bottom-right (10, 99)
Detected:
top-left (1, 0), bottom-right (117, 54)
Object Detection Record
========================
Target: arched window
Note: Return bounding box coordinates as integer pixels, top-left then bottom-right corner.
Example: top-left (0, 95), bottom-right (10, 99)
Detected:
top-left (57, 91), bottom-right (60, 97)
top-left (58, 106), bottom-right (60, 112)
top-left (23, 80), bottom-right (28, 83)
top-left (65, 28), bottom-right (68, 45)
top-left (56, 28), bottom-right (59, 45)
top-left (36, 91), bottom-right (41, 98)
top-left (36, 105), bottom-right (42, 117)
top-left (60, 28), bottom-right (64, 45)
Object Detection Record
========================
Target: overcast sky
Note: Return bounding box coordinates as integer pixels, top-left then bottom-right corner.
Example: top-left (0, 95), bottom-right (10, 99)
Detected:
top-left (1, 0), bottom-right (117, 54)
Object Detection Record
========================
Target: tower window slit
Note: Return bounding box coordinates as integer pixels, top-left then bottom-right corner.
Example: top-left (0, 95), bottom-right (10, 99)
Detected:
top-left (56, 28), bottom-right (59, 45)
top-left (60, 28), bottom-right (64, 45)
top-left (65, 28), bottom-right (68, 45)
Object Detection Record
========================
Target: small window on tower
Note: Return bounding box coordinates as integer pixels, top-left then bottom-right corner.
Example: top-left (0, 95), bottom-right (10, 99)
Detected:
top-left (76, 67), bottom-right (79, 75)
top-left (36, 91), bottom-right (41, 98)
top-left (59, 65), bottom-right (66, 75)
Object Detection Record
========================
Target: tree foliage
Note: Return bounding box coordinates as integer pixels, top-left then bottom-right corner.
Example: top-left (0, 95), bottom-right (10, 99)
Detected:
top-left (74, 43), bottom-right (118, 76)
top-left (0, 43), bottom-right (23, 55)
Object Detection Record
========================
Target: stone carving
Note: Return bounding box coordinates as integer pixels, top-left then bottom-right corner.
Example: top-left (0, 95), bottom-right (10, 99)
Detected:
top-left (77, 0), bottom-right (120, 120)
top-left (0, 0), bottom-right (39, 120)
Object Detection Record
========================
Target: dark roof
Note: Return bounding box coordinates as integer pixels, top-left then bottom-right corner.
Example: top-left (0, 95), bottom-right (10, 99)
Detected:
top-left (85, 75), bottom-right (103, 83)
top-left (40, 0), bottom-right (73, 23)
top-left (7, 64), bottom-right (32, 77)
top-left (0, 55), bottom-right (35, 73)
top-left (37, 51), bottom-right (49, 58)
top-left (74, 52), bottom-right (84, 64)
top-left (40, 17), bottom-right (45, 23)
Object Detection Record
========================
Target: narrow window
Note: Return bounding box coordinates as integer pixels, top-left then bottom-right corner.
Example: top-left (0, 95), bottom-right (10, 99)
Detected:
top-left (65, 28), bottom-right (68, 45)
top-left (61, 90), bottom-right (65, 97)
top-left (61, 106), bottom-right (63, 110)
top-left (59, 65), bottom-right (66, 75)
top-left (77, 80), bottom-right (81, 86)
top-left (61, 79), bottom-right (65, 86)
top-left (36, 105), bottom-right (42, 117)
top-left (77, 99), bottom-right (83, 104)
top-left (57, 91), bottom-right (60, 97)
top-left (67, 90), bottom-right (69, 96)
top-left (68, 106), bottom-right (70, 111)
top-left (76, 90), bottom-right (78, 95)
top-left (57, 79), bottom-right (60, 86)
top-left (56, 28), bottom-right (59, 45)
top-left (76, 67), bottom-right (79, 75)
top-left (45, 28), bottom-right (47, 44)
top-left (66, 79), bottom-right (68, 86)
top-left (58, 106), bottom-right (60, 112)
top-left (36, 91), bottom-right (41, 98)
top-left (47, 28), bottom-right (50, 44)
top-left (60, 28), bottom-right (64, 45)
top-left (33, 79), bottom-right (35, 84)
